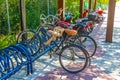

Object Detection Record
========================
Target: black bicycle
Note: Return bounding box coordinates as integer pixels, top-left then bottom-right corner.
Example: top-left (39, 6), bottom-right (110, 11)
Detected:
top-left (17, 25), bottom-right (90, 73)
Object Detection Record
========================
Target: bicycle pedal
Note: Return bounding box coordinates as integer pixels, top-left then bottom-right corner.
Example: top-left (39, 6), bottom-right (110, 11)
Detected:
top-left (88, 58), bottom-right (91, 66)
top-left (49, 53), bottom-right (53, 58)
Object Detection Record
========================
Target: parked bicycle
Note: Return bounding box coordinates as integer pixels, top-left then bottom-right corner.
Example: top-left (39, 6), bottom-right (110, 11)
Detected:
top-left (17, 25), bottom-right (90, 73)
top-left (39, 8), bottom-right (97, 57)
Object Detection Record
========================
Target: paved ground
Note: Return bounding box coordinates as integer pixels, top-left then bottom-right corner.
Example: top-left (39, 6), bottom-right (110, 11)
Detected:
top-left (9, 7), bottom-right (120, 80)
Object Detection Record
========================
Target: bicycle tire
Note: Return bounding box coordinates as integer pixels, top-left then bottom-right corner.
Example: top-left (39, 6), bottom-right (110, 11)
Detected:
top-left (59, 44), bottom-right (88, 73)
top-left (74, 35), bottom-right (97, 57)
top-left (16, 30), bottom-right (41, 56)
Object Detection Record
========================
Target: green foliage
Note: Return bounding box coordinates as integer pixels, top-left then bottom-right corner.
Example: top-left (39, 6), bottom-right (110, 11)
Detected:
top-left (116, 0), bottom-right (120, 2)
top-left (65, 0), bottom-right (79, 12)
top-left (0, 1), bottom-right (8, 34)
top-left (65, 0), bottom-right (108, 18)
top-left (25, 0), bottom-right (58, 30)
top-left (0, 0), bottom-right (109, 35)
top-left (0, 0), bottom-right (58, 35)
top-left (65, 0), bottom-right (80, 20)
top-left (0, 0), bottom-right (58, 49)
top-left (0, 0), bottom-right (113, 49)
top-left (0, 0), bottom-right (21, 35)
top-left (0, 34), bottom-right (16, 49)
top-left (97, 0), bottom-right (120, 4)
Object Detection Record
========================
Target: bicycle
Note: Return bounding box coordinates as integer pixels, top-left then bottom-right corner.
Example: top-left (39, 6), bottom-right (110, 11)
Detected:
top-left (56, 21), bottom-right (97, 57)
top-left (53, 8), bottom-right (97, 57)
top-left (39, 12), bottom-right (97, 58)
top-left (17, 25), bottom-right (90, 73)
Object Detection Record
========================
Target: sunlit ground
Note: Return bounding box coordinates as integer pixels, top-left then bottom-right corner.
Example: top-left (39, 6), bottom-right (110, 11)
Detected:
top-left (113, 6), bottom-right (120, 43)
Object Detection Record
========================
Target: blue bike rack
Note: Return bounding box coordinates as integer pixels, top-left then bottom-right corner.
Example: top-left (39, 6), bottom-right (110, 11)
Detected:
top-left (0, 44), bottom-right (32, 80)
top-left (0, 27), bottom-right (61, 80)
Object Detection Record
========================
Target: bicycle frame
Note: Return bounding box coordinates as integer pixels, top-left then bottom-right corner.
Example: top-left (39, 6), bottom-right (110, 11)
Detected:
top-left (33, 25), bottom-right (77, 57)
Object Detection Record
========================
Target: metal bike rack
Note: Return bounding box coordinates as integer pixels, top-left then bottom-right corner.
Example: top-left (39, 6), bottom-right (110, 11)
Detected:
top-left (0, 26), bottom-right (90, 79)
top-left (0, 44), bottom-right (32, 80)
top-left (0, 32), bottom-right (58, 80)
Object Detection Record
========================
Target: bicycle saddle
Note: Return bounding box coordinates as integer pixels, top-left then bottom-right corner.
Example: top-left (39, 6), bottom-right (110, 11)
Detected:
top-left (53, 26), bottom-right (77, 36)
top-left (64, 29), bottom-right (77, 36)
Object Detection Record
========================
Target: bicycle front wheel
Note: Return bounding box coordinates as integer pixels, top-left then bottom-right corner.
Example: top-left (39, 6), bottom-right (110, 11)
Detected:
top-left (59, 44), bottom-right (88, 73)
top-left (17, 30), bottom-right (41, 56)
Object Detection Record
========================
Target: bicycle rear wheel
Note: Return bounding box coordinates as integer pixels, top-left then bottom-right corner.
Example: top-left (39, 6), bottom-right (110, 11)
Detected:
top-left (59, 44), bottom-right (88, 73)
top-left (17, 30), bottom-right (41, 56)
top-left (74, 35), bottom-right (97, 57)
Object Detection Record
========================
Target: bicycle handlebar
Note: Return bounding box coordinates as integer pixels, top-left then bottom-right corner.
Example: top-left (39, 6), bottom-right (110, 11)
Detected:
top-left (40, 14), bottom-right (46, 20)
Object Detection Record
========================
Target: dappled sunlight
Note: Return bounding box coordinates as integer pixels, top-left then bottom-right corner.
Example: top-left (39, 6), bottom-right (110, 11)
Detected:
top-left (113, 26), bottom-right (120, 42)
top-left (34, 65), bottom-right (115, 80)
top-left (92, 46), bottom-right (105, 59)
